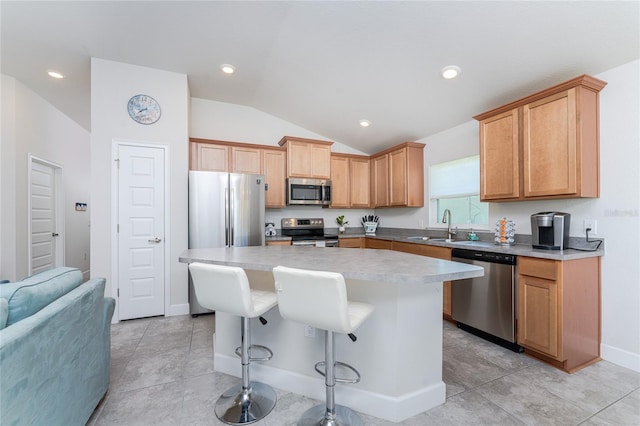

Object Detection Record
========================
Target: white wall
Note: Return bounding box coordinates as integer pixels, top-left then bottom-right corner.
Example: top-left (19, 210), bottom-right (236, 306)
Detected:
top-left (1, 75), bottom-right (91, 281)
top-left (381, 61), bottom-right (640, 371)
top-left (90, 58), bottom-right (190, 318)
top-left (191, 98), bottom-right (367, 155)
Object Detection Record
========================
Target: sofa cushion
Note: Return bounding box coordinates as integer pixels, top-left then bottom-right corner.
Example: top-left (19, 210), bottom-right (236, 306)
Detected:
top-left (0, 267), bottom-right (82, 326)
top-left (0, 298), bottom-right (8, 330)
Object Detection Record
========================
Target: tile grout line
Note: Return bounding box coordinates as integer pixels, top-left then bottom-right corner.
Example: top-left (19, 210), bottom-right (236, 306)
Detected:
top-left (577, 387), bottom-right (640, 425)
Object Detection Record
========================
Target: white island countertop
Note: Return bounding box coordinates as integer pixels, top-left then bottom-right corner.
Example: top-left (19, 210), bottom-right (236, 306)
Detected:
top-left (179, 245), bottom-right (484, 423)
top-left (179, 245), bottom-right (484, 284)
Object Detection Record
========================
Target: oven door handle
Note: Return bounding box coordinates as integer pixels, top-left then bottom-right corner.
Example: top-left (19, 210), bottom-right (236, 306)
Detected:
top-left (292, 241), bottom-right (317, 247)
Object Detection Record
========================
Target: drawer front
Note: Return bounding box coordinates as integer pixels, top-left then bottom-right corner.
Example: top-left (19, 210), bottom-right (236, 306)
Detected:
top-left (338, 237), bottom-right (363, 248)
top-left (519, 256), bottom-right (558, 280)
top-left (392, 241), bottom-right (451, 259)
top-left (365, 238), bottom-right (392, 249)
top-left (266, 240), bottom-right (291, 246)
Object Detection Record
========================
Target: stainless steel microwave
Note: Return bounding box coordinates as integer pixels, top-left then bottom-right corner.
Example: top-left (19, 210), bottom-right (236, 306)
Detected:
top-left (286, 178), bottom-right (332, 206)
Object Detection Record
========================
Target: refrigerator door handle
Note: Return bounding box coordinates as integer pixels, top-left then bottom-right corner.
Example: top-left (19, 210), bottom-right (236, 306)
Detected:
top-left (225, 187), bottom-right (230, 246)
top-left (229, 191), bottom-right (234, 246)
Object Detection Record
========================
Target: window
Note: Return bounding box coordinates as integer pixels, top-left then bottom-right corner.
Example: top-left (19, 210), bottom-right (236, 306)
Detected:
top-left (429, 155), bottom-right (488, 227)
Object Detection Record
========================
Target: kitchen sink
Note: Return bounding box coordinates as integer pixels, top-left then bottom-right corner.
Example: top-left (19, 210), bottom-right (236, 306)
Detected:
top-left (403, 237), bottom-right (499, 248)
top-left (405, 236), bottom-right (447, 241)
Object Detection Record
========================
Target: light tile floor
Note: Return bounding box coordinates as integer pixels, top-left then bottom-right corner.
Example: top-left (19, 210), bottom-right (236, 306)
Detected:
top-left (88, 315), bottom-right (640, 425)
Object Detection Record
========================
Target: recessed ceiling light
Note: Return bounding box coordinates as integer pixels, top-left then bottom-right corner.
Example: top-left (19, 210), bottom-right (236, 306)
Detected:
top-left (359, 119), bottom-right (371, 127)
top-left (47, 70), bottom-right (65, 79)
top-left (220, 64), bottom-right (236, 74)
top-left (441, 65), bottom-right (461, 79)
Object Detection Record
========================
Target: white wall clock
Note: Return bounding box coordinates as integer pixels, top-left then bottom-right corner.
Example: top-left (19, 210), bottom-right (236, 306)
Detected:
top-left (127, 94), bottom-right (161, 125)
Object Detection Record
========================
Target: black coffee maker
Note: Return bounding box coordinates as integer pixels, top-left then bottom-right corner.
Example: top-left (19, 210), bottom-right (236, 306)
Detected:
top-left (531, 212), bottom-right (571, 250)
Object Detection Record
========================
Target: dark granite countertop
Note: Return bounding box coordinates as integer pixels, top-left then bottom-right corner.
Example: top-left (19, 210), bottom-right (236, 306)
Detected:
top-left (267, 227), bottom-right (604, 261)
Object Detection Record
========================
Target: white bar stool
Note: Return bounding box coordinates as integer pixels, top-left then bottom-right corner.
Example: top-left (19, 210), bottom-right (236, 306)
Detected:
top-left (189, 262), bottom-right (278, 425)
top-left (272, 265), bottom-right (374, 426)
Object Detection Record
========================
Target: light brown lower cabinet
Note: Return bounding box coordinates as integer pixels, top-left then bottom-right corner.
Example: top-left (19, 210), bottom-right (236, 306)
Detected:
top-left (517, 256), bottom-right (601, 373)
top-left (266, 240), bottom-right (291, 246)
top-left (364, 238), bottom-right (392, 250)
top-left (338, 237), bottom-right (364, 248)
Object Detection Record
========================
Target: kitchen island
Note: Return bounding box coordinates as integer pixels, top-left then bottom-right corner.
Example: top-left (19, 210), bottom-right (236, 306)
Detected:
top-left (179, 246), bottom-right (483, 422)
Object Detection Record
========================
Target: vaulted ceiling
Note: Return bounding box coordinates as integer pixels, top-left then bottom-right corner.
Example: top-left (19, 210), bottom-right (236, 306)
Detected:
top-left (2, 1), bottom-right (638, 153)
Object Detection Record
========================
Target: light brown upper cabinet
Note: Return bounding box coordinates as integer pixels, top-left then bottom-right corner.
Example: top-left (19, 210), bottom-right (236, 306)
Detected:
top-left (189, 139), bottom-right (286, 209)
top-left (370, 142), bottom-right (425, 207)
top-left (231, 146), bottom-right (262, 174)
top-left (278, 136), bottom-right (333, 179)
top-left (350, 156), bottom-right (371, 208)
top-left (474, 75), bottom-right (606, 202)
top-left (262, 148), bottom-right (286, 208)
top-left (330, 154), bottom-right (370, 208)
top-left (190, 142), bottom-right (229, 172)
top-left (330, 155), bottom-right (350, 208)
top-left (371, 154), bottom-right (390, 207)
top-left (478, 109), bottom-right (520, 200)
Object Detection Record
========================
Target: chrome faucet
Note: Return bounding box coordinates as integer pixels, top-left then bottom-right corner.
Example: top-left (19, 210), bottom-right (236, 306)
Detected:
top-left (442, 209), bottom-right (457, 241)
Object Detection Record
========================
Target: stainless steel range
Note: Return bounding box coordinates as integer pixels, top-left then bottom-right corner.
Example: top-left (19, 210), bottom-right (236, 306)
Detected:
top-left (281, 218), bottom-right (339, 247)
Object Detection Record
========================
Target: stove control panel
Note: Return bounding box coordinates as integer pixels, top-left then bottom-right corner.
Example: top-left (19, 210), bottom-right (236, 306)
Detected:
top-left (281, 218), bottom-right (325, 229)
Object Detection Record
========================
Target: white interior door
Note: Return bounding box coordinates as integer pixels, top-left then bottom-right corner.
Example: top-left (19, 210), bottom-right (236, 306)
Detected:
top-left (117, 144), bottom-right (165, 320)
top-left (29, 157), bottom-right (63, 274)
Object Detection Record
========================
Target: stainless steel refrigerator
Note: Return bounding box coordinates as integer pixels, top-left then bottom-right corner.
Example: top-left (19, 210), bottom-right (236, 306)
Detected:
top-left (188, 171), bottom-right (265, 315)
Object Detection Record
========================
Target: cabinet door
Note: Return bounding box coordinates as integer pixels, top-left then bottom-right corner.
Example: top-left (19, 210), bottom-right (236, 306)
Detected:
top-left (287, 141), bottom-right (311, 177)
top-left (310, 144), bottom-right (331, 178)
top-left (371, 154), bottom-right (389, 207)
top-left (479, 109), bottom-right (520, 200)
top-left (364, 238), bottom-right (392, 249)
top-left (349, 157), bottom-right (370, 208)
top-left (330, 156), bottom-right (350, 208)
top-left (518, 273), bottom-right (560, 359)
top-left (191, 143), bottom-right (229, 171)
top-left (523, 89), bottom-right (577, 197)
top-left (231, 146), bottom-right (262, 174)
top-left (389, 148), bottom-right (408, 206)
top-left (263, 149), bottom-right (286, 208)
top-left (338, 237), bottom-right (363, 248)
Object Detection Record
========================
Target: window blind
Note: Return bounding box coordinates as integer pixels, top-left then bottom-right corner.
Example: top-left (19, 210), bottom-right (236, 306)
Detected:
top-left (429, 155), bottom-right (480, 199)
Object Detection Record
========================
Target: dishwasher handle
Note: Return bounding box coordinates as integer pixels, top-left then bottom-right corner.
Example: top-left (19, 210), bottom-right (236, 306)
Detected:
top-left (451, 248), bottom-right (516, 265)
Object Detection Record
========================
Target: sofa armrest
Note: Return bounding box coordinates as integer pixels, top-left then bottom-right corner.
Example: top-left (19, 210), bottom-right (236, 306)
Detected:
top-left (103, 295), bottom-right (115, 345)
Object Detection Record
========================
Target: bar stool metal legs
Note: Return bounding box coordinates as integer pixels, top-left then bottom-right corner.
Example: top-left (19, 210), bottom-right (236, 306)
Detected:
top-left (215, 316), bottom-right (277, 425)
top-left (298, 330), bottom-right (364, 426)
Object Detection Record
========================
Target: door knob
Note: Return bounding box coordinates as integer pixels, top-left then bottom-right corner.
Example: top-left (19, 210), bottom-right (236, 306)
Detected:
top-left (52, 232), bottom-right (59, 237)
top-left (148, 237), bottom-right (162, 243)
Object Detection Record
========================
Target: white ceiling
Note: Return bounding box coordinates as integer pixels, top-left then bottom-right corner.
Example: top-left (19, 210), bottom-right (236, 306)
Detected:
top-left (2, 1), bottom-right (638, 154)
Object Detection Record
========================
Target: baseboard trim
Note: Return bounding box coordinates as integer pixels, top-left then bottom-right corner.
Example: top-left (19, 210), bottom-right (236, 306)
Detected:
top-left (214, 353), bottom-right (445, 423)
top-left (601, 343), bottom-right (640, 373)
top-left (167, 303), bottom-right (189, 317)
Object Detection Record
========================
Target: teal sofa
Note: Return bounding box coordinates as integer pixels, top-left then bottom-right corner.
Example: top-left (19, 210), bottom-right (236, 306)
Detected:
top-left (0, 267), bottom-right (115, 425)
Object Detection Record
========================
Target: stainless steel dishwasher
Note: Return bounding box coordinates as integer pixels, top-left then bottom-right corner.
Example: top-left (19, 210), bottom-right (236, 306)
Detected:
top-left (451, 248), bottom-right (522, 352)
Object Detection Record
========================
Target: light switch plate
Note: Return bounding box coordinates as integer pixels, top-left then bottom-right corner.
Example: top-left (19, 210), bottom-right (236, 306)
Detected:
top-left (304, 325), bottom-right (316, 338)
